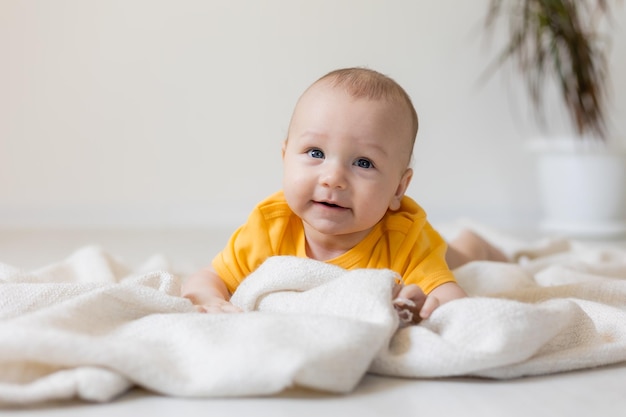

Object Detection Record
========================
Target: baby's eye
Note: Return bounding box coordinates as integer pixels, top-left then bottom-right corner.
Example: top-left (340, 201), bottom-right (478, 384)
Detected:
top-left (354, 158), bottom-right (373, 169)
top-left (308, 149), bottom-right (324, 159)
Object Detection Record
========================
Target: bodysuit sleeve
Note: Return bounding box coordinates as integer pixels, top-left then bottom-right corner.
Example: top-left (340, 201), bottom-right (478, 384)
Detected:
top-left (211, 207), bottom-right (274, 294)
top-left (397, 221), bottom-right (457, 294)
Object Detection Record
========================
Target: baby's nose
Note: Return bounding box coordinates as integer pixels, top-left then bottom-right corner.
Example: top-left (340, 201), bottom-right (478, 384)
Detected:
top-left (319, 162), bottom-right (347, 189)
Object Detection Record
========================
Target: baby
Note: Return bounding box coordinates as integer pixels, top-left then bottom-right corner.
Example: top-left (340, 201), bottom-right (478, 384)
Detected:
top-left (183, 67), bottom-right (506, 321)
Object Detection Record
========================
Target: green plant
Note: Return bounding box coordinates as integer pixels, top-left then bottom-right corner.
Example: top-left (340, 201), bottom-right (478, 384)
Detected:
top-left (483, 0), bottom-right (615, 140)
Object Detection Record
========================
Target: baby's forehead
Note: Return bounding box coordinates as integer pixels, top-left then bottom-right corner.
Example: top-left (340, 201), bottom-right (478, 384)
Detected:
top-left (304, 81), bottom-right (407, 115)
top-left (296, 91), bottom-right (413, 154)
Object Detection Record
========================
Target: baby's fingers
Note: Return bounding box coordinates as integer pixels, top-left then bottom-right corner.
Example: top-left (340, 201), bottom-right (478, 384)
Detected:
top-left (419, 295), bottom-right (440, 320)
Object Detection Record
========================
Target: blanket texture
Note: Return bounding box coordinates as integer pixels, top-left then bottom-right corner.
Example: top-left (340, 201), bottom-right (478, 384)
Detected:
top-left (1, 232), bottom-right (626, 404)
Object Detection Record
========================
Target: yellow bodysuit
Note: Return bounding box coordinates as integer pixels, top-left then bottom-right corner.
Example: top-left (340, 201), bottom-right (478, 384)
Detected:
top-left (213, 190), bottom-right (457, 294)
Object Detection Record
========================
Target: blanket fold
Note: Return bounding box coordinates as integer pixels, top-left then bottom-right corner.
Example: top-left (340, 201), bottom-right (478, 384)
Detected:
top-left (1, 233), bottom-right (626, 405)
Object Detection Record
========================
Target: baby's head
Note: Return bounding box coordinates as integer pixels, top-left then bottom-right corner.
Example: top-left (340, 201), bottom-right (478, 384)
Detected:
top-left (311, 67), bottom-right (418, 156)
top-left (282, 67), bottom-right (420, 246)
top-left (286, 67), bottom-right (418, 167)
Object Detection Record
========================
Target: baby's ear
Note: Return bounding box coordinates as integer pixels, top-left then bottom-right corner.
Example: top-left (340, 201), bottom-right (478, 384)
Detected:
top-left (389, 168), bottom-right (413, 211)
top-left (281, 140), bottom-right (288, 159)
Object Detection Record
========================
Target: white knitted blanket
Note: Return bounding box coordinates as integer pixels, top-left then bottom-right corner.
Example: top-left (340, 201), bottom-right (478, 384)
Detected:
top-left (1, 235), bottom-right (625, 405)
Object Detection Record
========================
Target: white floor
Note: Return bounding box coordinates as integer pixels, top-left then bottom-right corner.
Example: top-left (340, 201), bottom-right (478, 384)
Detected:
top-left (2, 228), bottom-right (626, 417)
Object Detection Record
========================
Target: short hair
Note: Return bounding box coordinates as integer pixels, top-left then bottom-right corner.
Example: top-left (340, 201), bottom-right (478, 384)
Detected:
top-left (315, 67), bottom-right (419, 146)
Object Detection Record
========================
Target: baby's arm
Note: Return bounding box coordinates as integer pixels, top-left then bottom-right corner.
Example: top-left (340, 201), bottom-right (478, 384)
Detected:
top-left (423, 282), bottom-right (466, 317)
top-left (181, 266), bottom-right (242, 313)
top-left (394, 281), bottom-right (466, 324)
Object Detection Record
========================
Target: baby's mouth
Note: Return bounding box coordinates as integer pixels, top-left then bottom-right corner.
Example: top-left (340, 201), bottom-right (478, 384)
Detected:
top-left (316, 201), bottom-right (346, 209)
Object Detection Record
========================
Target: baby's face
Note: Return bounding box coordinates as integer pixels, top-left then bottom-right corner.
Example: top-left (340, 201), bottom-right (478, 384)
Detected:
top-left (282, 82), bottom-right (414, 245)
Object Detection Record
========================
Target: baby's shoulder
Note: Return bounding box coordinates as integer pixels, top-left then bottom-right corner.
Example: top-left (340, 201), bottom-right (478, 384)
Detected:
top-left (382, 196), bottom-right (427, 230)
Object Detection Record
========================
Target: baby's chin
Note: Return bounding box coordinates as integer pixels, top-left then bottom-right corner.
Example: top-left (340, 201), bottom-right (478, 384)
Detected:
top-left (303, 218), bottom-right (375, 240)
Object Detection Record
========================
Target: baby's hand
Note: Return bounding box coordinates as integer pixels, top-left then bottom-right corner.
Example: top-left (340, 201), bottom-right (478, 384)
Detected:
top-left (392, 284), bottom-right (440, 325)
top-left (193, 296), bottom-right (242, 314)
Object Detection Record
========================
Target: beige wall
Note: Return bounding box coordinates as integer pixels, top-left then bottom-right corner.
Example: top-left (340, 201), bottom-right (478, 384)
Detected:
top-left (1, 0), bottom-right (625, 229)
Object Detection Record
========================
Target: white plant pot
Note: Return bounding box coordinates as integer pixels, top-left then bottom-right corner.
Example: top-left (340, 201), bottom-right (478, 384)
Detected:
top-left (530, 139), bottom-right (626, 238)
